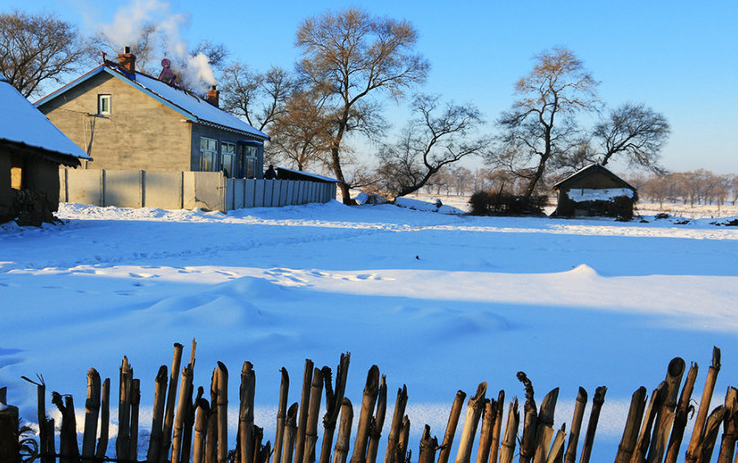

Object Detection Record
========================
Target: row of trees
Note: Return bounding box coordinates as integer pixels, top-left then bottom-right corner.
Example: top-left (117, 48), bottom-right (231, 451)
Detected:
top-left (2, 8), bottom-right (675, 205)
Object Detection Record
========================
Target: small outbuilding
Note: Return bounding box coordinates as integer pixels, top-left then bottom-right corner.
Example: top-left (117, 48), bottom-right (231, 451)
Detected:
top-left (1, 74), bottom-right (90, 225)
top-left (552, 163), bottom-right (638, 219)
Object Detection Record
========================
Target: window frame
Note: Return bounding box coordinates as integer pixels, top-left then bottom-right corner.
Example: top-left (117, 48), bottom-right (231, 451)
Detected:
top-left (98, 94), bottom-right (111, 116)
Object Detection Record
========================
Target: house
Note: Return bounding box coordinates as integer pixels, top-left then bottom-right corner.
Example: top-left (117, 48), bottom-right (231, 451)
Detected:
top-left (35, 48), bottom-right (268, 179)
top-left (1, 74), bottom-right (90, 225)
top-left (552, 163), bottom-right (638, 219)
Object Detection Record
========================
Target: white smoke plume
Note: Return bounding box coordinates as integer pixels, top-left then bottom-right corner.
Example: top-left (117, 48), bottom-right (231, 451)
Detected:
top-left (98, 0), bottom-right (217, 93)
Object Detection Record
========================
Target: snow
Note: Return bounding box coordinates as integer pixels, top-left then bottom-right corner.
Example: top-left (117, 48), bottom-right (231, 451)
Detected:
top-left (567, 188), bottom-right (634, 202)
top-left (2, 199), bottom-right (738, 461)
top-left (0, 75), bottom-right (90, 160)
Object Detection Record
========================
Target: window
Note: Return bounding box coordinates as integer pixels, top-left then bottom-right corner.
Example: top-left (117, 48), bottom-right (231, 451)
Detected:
top-left (221, 142), bottom-right (236, 177)
top-left (10, 154), bottom-right (23, 190)
top-left (98, 94), bottom-right (111, 115)
top-left (200, 137), bottom-right (218, 171)
top-left (238, 143), bottom-right (260, 179)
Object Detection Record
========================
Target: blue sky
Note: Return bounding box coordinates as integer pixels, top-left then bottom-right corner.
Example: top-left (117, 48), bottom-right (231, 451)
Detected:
top-left (9, 0), bottom-right (738, 174)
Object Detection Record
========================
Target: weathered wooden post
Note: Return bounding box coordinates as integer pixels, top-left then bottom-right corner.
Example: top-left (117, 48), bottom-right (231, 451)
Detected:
top-left (631, 382), bottom-right (666, 463)
top-left (295, 359), bottom-right (315, 463)
top-left (613, 387), bottom-right (647, 463)
top-left (96, 378), bottom-right (110, 460)
top-left (437, 390), bottom-right (467, 463)
top-left (350, 365), bottom-right (381, 463)
top-left (716, 387), bottom-right (738, 463)
top-left (578, 386), bottom-right (606, 463)
top-left (321, 354), bottom-right (351, 463)
top-left (564, 387), bottom-right (588, 463)
top-left (216, 361), bottom-right (229, 463)
top-left (304, 367), bottom-right (325, 463)
top-left (130, 378), bottom-right (141, 460)
top-left (517, 372), bottom-right (537, 463)
top-left (699, 406), bottom-right (727, 462)
top-left (664, 363), bottom-right (698, 463)
top-left (206, 367), bottom-right (219, 463)
top-left (545, 424), bottom-right (567, 463)
top-left (498, 399), bottom-right (519, 463)
top-left (240, 362), bottom-right (257, 463)
top-left (646, 357), bottom-right (685, 463)
top-left (283, 403), bottom-right (300, 463)
top-left (334, 399), bottom-right (354, 463)
top-left (686, 347), bottom-right (721, 463)
top-left (475, 399), bottom-right (495, 463)
top-left (52, 391), bottom-right (79, 463)
top-left (81, 368), bottom-right (101, 462)
top-left (148, 365), bottom-right (168, 462)
top-left (366, 376), bottom-right (387, 463)
top-left (161, 343), bottom-right (185, 463)
top-left (274, 368), bottom-right (290, 463)
top-left (193, 398), bottom-right (210, 463)
top-left (0, 388), bottom-right (20, 463)
top-left (117, 356), bottom-right (133, 461)
top-left (533, 388), bottom-right (559, 463)
top-left (172, 364), bottom-right (194, 463)
top-left (384, 385), bottom-right (408, 463)
top-left (455, 382), bottom-right (487, 463)
top-left (489, 390), bottom-right (505, 463)
top-left (398, 416), bottom-right (411, 462)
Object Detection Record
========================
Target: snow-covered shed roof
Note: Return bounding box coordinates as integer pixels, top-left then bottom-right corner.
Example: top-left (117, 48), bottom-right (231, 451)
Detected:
top-left (35, 65), bottom-right (269, 141)
top-left (276, 166), bottom-right (339, 183)
top-left (553, 163), bottom-right (636, 192)
top-left (0, 74), bottom-right (90, 166)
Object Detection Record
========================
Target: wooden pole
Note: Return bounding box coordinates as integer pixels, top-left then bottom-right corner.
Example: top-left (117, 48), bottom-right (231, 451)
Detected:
top-left (82, 368), bottom-right (101, 462)
top-left (646, 357), bottom-right (685, 463)
top-left (565, 387), bottom-right (589, 463)
top-left (398, 416), bottom-right (411, 463)
top-left (130, 378), bottom-right (141, 461)
top-left (206, 368), bottom-right (219, 463)
top-left (664, 363), bottom-right (698, 463)
top-left (385, 385), bottom-right (409, 463)
top-left (295, 359), bottom-right (315, 463)
top-left (437, 390), bottom-right (467, 463)
top-left (52, 392), bottom-right (79, 463)
top-left (148, 365), bottom-right (169, 462)
top-left (193, 398), bottom-right (210, 463)
top-left (545, 425), bottom-right (567, 463)
top-left (274, 368), bottom-right (290, 463)
top-left (686, 347), bottom-right (721, 463)
top-left (614, 387), bottom-right (647, 463)
top-left (578, 386), bottom-right (606, 463)
top-left (700, 406), bottom-right (728, 463)
top-left (283, 403), bottom-right (300, 463)
top-left (304, 367), bottom-right (326, 463)
top-left (455, 382), bottom-right (487, 463)
top-left (366, 376), bottom-right (388, 463)
top-left (322, 354), bottom-right (351, 463)
top-left (533, 388), bottom-right (560, 463)
top-left (117, 356), bottom-right (133, 462)
top-left (717, 388), bottom-right (738, 463)
top-left (476, 400), bottom-right (495, 463)
top-left (172, 364), bottom-right (194, 463)
top-left (96, 378), bottom-right (110, 460)
top-left (334, 399), bottom-right (354, 463)
top-left (350, 365), bottom-right (381, 463)
top-left (419, 425), bottom-right (439, 463)
top-left (517, 372), bottom-right (537, 463)
top-left (631, 382), bottom-right (667, 463)
top-left (0, 391), bottom-right (20, 463)
top-left (240, 362), bottom-right (257, 463)
top-left (217, 361), bottom-right (229, 463)
top-left (181, 385), bottom-right (201, 463)
top-left (489, 390), bottom-right (505, 463)
top-left (161, 342), bottom-right (185, 463)
top-left (498, 398), bottom-right (519, 463)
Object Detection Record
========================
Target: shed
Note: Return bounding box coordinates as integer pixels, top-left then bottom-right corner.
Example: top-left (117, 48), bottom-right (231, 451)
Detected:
top-left (552, 163), bottom-right (637, 219)
top-left (1, 75), bottom-right (90, 225)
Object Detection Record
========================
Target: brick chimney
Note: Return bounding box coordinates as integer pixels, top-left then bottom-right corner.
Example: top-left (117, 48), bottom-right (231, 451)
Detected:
top-left (206, 85), bottom-right (219, 107)
top-left (118, 46), bottom-right (136, 77)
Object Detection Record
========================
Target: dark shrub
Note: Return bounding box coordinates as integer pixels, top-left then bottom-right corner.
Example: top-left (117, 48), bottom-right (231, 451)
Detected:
top-left (469, 191), bottom-right (548, 216)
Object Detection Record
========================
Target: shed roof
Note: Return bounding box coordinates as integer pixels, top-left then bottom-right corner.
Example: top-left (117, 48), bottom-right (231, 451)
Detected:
top-left (1, 74), bottom-right (90, 166)
top-left (35, 64), bottom-right (269, 141)
top-left (553, 163), bottom-right (636, 191)
top-left (276, 166), bottom-right (339, 183)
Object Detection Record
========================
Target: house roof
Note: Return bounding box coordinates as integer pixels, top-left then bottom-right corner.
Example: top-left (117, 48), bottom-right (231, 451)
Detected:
top-left (1, 74), bottom-right (90, 165)
top-left (553, 163), bottom-right (636, 191)
top-left (35, 64), bottom-right (269, 141)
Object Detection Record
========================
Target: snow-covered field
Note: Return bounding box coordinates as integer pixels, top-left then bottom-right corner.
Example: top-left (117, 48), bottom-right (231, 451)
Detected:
top-left (2, 199), bottom-right (738, 461)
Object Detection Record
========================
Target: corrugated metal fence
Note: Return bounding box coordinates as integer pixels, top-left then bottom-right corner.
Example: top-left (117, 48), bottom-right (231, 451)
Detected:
top-left (59, 169), bottom-right (337, 212)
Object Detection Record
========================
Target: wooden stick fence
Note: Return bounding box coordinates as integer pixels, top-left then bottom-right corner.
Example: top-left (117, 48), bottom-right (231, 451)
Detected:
top-left (2, 345), bottom-right (737, 463)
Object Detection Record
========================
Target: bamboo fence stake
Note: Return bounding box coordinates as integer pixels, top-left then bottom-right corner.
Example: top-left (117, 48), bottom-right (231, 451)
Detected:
top-left (117, 356), bottom-right (133, 461)
top-left (614, 387), bottom-right (647, 463)
top-left (181, 386), bottom-right (202, 463)
top-left (366, 375), bottom-right (388, 463)
top-left (534, 388), bottom-right (560, 463)
top-left (419, 425), bottom-right (439, 463)
top-left (148, 365), bottom-right (169, 462)
top-left (578, 386), bottom-right (606, 463)
top-left (253, 426), bottom-right (265, 463)
top-left (398, 415), bottom-right (411, 463)
top-left (334, 399), bottom-right (354, 463)
top-left (631, 382), bottom-right (666, 463)
top-left (700, 406), bottom-right (728, 463)
top-left (52, 392), bottom-right (79, 463)
top-left (498, 399), bottom-right (519, 463)
top-left (96, 378), bottom-right (110, 460)
top-left (350, 365), bottom-right (381, 463)
top-left (305, 367), bottom-right (326, 463)
top-left (455, 382), bottom-right (487, 463)
top-left (664, 363), bottom-right (699, 463)
top-left (296, 359), bottom-right (315, 463)
top-left (437, 390), bottom-right (467, 463)
top-left (30, 376), bottom-right (54, 463)
top-left (193, 398), bottom-right (210, 463)
top-left (565, 387), bottom-right (589, 463)
top-left (476, 399), bottom-right (495, 463)
top-left (385, 385), bottom-right (409, 463)
top-left (206, 367), bottom-right (219, 463)
top-left (284, 403), bottom-right (300, 463)
top-left (490, 390), bottom-right (505, 463)
top-left (216, 361), bottom-right (229, 463)
top-left (172, 365), bottom-right (194, 463)
top-left (82, 368), bottom-right (101, 462)
top-left (517, 372), bottom-right (537, 463)
top-left (274, 368), bottom-right (290, 463)
top-left (161, 342), bottom-right (185, 463)
top-left (717, 388), bottom-right (738, 463)
top-left (240, 362), bottom-right (257, 463)
top-left (322, 354), bottom-right (351, 463)
top-left (686, 347), bottom-right (721, 463)
top-left (646, 357), bottom-right (685, 463)
top-left (130, 378), bottom-right (141, 461)
top-left (545, 424), bottom-right (566, 463)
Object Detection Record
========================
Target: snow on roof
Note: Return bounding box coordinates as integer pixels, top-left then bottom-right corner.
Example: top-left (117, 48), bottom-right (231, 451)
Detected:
top-left (276, 166), bottom-right (339, 183)
top-left (0, 75), bottom-right (90, 161)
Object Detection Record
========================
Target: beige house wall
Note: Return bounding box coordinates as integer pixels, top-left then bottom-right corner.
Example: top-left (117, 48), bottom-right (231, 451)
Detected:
top-left (39, 72), bottom-right (192, 171)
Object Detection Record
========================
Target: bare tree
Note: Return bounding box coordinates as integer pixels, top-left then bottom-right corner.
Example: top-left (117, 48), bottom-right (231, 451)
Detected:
top-left (296, 7), bottom-right (429, 204)
top-left (0, 10), bottom-right (93, 97)
top-left (220, 62), bottom-right (295, 132)
top-left (593, 103), bottom-right (670, 172)
top-left (492, 47), bottom-right (599, 198)
top-left (376, 94), bottom-right (487, 197)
